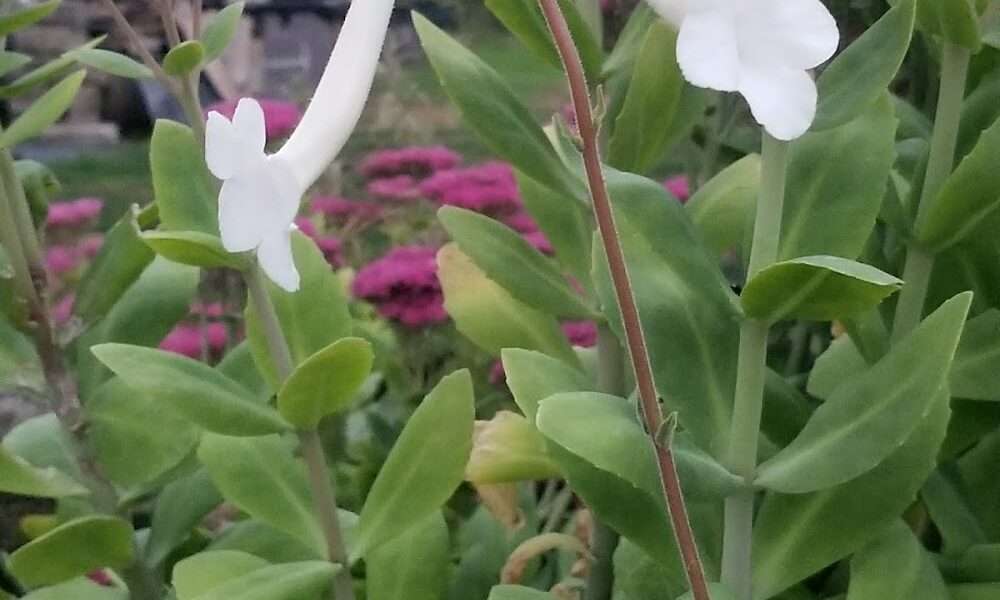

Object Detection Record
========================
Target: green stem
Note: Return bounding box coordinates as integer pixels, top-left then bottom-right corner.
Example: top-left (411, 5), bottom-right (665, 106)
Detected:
top-left (179, 75), bottom-right (206, 148)
top-left (584, 326), bottom-right (624, 600)
top-left (244, 264), bottom-right (355, 600)
top-left (891, 43), bottom-right (970, 344)
top-left (721, 133), bottom-right (789, 600)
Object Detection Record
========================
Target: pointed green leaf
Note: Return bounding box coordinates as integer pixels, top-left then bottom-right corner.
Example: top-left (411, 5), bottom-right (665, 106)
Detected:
top-left (847, 521), bottom-right (949, 600)
top-left (922, 467), bottom-right (987, 556)
top-left (917, 117), bottom-right (1000, 251)
top-left (741, 256), bottom-right (902, 323)
top-left (0, 70), bottom-right (85, 149)
top-left (413, 13), bottom-right (580, 200)
top-left (814, 0), bottom-right (916, 130)
top-left (439, 206), bottom-right (597, 320)
top-left (9, 516), bottom-right (134, 588)
top-left (163, 40), bottom-right (205, 76)
top-left (752, 391), bottom-right (951, 598)
top-left (245, 233), bottom-right (352, 390)
top-left (0, 37), bottom-right (102, 99)
top-left (755, 293), bottom-right (970, 493)
top-left (277, 337), bottom-right (373, 428)
top-left (91, 344), bottom-right (290, 436)
top-left (516, 171), bottom-right (593, 290)
top-left (173, 551), bottom-right (269, 600)
top-left (150, 119), bottom-right (217, 234)
top-left (685, 154), bottom-right (761, 259)
top-left (198, 433), bottom-right (325, 556)
top-left (951, 309), bottom-right (1000, 400)
top-left (183, 561), bottom-right (335, 600)
top-left (607, 21), bottom-right (683, 173)
top-left (354, 370), bottom-right (474, 559)
top-left (0, 446), bottom-right (86, 498)
top-left (0, 51), bottom-right (32, 78)
top-left (501, 347), bottom-right (594, 423)
top-left (69, 48), bottom-right (152, 79)
top-left (146, 469), bottom-right (223, 565)
top-left (201, 2), bottom-right (245, 62)
top-left (20, 578), bottom-right (125, 600)
top-left (0, 0), bottom-right (59, 36)
top-left (899, 0), bottom-right (981, 51)
top-left (438, 243), bottom-right (578, 366)
top-left (142, 230), bottom-right (247, 269)
top-left (367, 512), bottom-right (450, 600)
top-left (593, 169), bottom-right (741, 457)
top-left (466, 411), bottom-right (560, 483)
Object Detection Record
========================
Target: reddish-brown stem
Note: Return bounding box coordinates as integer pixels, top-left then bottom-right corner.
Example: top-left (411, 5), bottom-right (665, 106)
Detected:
top-left (536, 1), bottom-right (711, 598)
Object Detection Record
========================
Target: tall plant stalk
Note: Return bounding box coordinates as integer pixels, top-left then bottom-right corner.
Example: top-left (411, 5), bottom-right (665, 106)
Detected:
top-left (536, 1), bottom-right (711, 598)
top-left (891, 42), bottom-right (971, 343)
top-left (244, 265), bottom-right (355, 600)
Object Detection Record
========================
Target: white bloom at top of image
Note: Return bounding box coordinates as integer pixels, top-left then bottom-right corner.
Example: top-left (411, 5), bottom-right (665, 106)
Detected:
top-left (646, 0), bottom-right (839, 140)
top-left (204, 0), bottom-right (396, 291)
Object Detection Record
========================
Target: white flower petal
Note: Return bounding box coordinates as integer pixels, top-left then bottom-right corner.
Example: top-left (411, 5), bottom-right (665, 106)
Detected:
top-left (232, 98), bottom-right (267, 154)
top-left (205, 112), bottom-right (241, 180)
top-left (257, 229), bottom-right (300, 292)
top-left (739, 64), bottom-right (818, 141)
top-left (276, 0), bottom-right (395, 190)
top-left (739, 0), bottom-right (839, 70)
top-left (676, 9), bottom-right (740, 92)
top-left (217, 162), bottom-right (299, 253)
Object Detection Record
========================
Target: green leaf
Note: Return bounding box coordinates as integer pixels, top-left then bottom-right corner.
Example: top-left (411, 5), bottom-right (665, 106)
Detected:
top-left (181, 561), bottom-right (335, 600)
top-left (917, 117), bottom-right (1000, 251)
top-left (945, 544), bottom-right (1000, 583)
top-left (2, 414), bottom-right (82, 483)
top-left (847, 521), bottom-right (949, 600)
top-left (9, 516), bottom-right (134, 588)
top-left (354, 370), bottom-right (474, 559)
top-left (72, 205), bottom-right (155, 324)
top-left (201, 2), bottom-right (245, 62)
top-left (0, 0), bottom-right (59, 36)
top-left (612, 538), bottom-right (686, 600)
top-left (208, 520), bottom-right (320, 564)
top-left (150, 119), bottom-right (218, 234)
top-left (780, 95), bottom-right (896, 261)
top-left (752, 390), bottom-right (951, 599)
top-left (367, 512), bottom-right (450, 600)
top-left (516, 171), bottom-right (593, 290)
top-left (69, 48), bottom-right (152, 79)
top-left (487, 586), bottom-right (555, 600)
top-left (0, 446), bottom-right (86, 498)
top-left (951, 584), bottom-right (1000, 600)
top-left (0, 51), bottom-right (32, 78)
top-left (466, 411), bottom-right (560, 483)
top-left (903, 0), bottom-right (982, 51)
top-left (607, 21), bottom-right (683, 173)
top-left (814, 0), bottom-right (916, 130)
top-left (483, 0), bottom-right (602, 84)
top-left (163, 40), bottom-right (206, 76)
top-left (245, 233), bottom-right (352, 390)
top-left (173, 551), bottom-right (269, 599)
top-left (0, 37), bottom-right (102, 99)
top-left (676, 583), bottom-right (737, 600)
top-left (20, 578), bottom-right (125, 600)
top-left (501, 348), bottom-right (594, 423)
top-left (0, 314), bottom-right (42, 390)
top-left (438, 244), bottom-right (579, 366)
top-left (951, 309), bottom-right (1000, 400)
top-left (277, 337), bottom-right (373, 429)
top-left (91, 344), bottom-right (290, 436)
top-left (439, 206), bottom-right (596, 319)
top-left (87, 376), bottom-right (199, 487)
top-left (685, 154), bottom-right (760, 259)
top-left (0, 70), bottom-right (85, 149)
top-left (146, 469), bottom-right (223, 565)
top-left (198, 433), bottom-right (325, 556)
top-left (413, 13), bottom-right (580, 200)
top-left (741, 256), bottom-right (902, 323)
top-left (922, 466), bottom-right (987, 556)
top-left (537, 393), bottom-right (742, 502)
top-left (755, 293), bottom-right (969, 493)
top-left (142, 230), bottom-right (247, 269)
top-left (593, 169), bottom-right (741, 457)
top-left (958, 428), bottom-right (1000, 539)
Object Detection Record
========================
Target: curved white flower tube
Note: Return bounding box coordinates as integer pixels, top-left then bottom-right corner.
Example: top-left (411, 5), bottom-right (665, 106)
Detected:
top-left (205, 0), bottom-right (395, 291)
top-left (646, 0), bottom-right (839, 141)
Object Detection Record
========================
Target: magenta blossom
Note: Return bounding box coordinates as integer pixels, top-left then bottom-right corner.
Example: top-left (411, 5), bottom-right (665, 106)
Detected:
top-left (204, 98), bottom-right (302, 142)
top-left (562, 320), bottom-right (598, 347)
top-left (51, 294), bottom-right (75, 325)
top-left (359, 145), bottom-right (461, 179)
top-left (352, 245), bottom-right (447, 327)
top-left (191, 301), bottom-right (225, 318)
top-left (79, 234), bottom-right (104, 258)
top-left (159, 323), bottom-right (229, 359)
top-left (45, 245), bottom-right (80, 276)
top-left (523, 230), bottom-right (554, 255)
top-left (419, 161), bottom-right (522, 216)
top-left (294, 217), bottom-right (319, 239)
top-left (316, 236), bottom-right (343, 268)
top-left (309, 196), bottom-right (384, 224)
top-left (46, 197), bottom-right (104, 229)
top-left (663, 175), bottom-right (691, 203)
top-left (367, 174), bottom-right (423, 201)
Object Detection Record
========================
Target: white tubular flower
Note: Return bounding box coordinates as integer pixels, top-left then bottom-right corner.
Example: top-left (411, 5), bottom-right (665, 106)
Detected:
top-left (646, 0), bottom-right (839, 141)
top-left (205, 0), bottom-right (395, 291)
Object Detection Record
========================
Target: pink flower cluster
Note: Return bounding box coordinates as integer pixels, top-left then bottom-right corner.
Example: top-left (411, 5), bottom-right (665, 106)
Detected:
top-left (367, 175), bottom-right (422, 201)
top-left (44, 234), bottom-right (104, 277)
top-left (295, 217), bottom-right (343, 268)
top-left (359, 145), bottom-right (461, 179)
top-left (310, 196), bottom-right (383, 225)
top-left (663, 175), bottom-right (691, 203)
top-left (204, 98), bottom-right (302, 141)
top-left (46, 198), bottom-right (103, 229)
top-left (352, 245), bottom-right (447, 328)
top-left (419, 161), bottom-right (521, 215)
top-left (489, 320), bottom-right (598, 385)
top-left (159, 302), bottom-right (231, 360)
